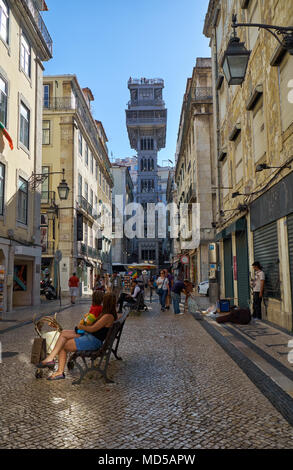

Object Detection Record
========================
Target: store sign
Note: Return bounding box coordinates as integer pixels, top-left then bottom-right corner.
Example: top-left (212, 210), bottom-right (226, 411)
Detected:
top-left (250, 172), bottom-right (293, 231)
top-left (180, 255), bottom-right (189, 265)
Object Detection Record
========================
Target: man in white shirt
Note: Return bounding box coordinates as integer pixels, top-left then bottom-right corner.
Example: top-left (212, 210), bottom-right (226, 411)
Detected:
top-left (252, 261), bottom-right (265, 320)
top-left (117, 279), bottom-right (141, 313)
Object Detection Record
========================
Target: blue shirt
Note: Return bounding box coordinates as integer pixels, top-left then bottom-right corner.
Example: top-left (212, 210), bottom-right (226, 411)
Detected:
top-left (172, 280), bottom-right (185, 295)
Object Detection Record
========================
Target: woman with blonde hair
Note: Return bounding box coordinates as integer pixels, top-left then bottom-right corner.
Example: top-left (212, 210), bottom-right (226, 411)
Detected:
top-left (36, 293), bottom-right (117, 381)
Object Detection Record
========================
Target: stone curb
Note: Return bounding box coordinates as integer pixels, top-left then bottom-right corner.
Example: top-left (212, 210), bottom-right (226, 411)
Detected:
top-left (191, 313), bottom-right (293, 428)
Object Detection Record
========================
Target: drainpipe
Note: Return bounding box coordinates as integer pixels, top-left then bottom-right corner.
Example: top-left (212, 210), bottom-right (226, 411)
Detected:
top-left (208, 14), bottom-right (221, 303)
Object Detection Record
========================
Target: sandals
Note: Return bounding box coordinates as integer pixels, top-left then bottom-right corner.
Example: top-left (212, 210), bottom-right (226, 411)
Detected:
top-left (47, 373), bottom-right (65, 381)
top-left (35, 360), bottom-right (55, 369)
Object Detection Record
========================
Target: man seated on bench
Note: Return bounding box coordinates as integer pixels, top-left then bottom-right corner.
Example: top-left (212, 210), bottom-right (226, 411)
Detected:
top-left (117, 279), bottom-right (141, 313)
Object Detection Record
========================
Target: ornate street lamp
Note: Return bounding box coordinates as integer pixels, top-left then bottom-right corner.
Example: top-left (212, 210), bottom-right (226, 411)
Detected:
top-left (222, 31), bottom-right (251, 85)
top-left (29, 168), bottom-right (70, 200)
top-left (222, 14), bottom-right (293, 85)
top-left (57, 170), bottom-right (70, 200)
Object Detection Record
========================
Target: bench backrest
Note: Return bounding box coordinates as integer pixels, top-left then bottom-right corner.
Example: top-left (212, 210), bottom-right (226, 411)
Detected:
top-left (99, 311), bottom-right (128, 354)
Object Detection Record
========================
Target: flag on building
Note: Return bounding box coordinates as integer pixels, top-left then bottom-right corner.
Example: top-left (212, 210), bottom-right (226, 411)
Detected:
top-left (0, 121), bottom-right (13, 150)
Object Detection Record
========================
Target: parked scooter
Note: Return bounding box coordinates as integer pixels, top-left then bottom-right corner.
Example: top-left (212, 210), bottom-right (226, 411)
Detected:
top-left (40, 278), bottom-right (57, 300)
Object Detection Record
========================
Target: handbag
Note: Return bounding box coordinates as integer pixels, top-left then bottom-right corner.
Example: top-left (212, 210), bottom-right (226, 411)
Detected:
top-left (156, 287), bottom-right (163, 295)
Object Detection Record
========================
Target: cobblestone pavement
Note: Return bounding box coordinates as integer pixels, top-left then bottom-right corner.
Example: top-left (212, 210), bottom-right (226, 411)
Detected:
top-left (0, 297), bottom-right (293, 449)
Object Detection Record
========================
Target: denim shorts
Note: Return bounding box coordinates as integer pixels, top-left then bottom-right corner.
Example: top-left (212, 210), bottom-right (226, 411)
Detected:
top-left (74, 332), bottom-right (103, 351)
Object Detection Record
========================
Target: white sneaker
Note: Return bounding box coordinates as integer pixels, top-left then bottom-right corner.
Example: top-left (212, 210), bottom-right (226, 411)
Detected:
top-left (175, 312), bottom-right (184, 316)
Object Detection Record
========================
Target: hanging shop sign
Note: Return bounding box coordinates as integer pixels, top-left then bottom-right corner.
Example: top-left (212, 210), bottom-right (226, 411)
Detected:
top-left (180, 255), bottom-right (189, 265)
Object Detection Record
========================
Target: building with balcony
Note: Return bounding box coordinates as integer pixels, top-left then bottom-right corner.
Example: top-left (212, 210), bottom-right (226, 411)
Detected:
top-left (126, 77), bottom-right (167, 267)
top-left (204, 0), bottom-right (293, 331)
top-left (0, 0), bottom-right (52, 313)
top-left (175, 58), bottom-right (215, 284)
top-left (41, 75), bottom-right (113, 295)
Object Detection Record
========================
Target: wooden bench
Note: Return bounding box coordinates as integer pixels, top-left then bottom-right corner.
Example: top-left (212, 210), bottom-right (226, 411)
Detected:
top-left (124, 291), bottom-right (148, 314)
top-left (67, 310), bottom-right (128, 385)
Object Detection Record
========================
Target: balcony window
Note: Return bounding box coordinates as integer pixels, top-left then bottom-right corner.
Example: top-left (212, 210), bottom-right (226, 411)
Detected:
top-left (0, 0), bottom-right (9, 44)
top-left (95, 160), bottom-right (98, 180)
top-left (17, 177), bottom-right (28, 224)
top-left (41, 166), bottom-right (49, 197)
top-left (0, 162), bottom-right (5, 215)
top-left (42, 120), bottom-right (50, 145)
top-left (90, 153), bottom-right (93, 174)
top-left (43, 84), bottom-right (50, 108)
top-left (19, 102), bottom-right (30, 150)
top-left (78, 173), bottom-right (82, 197)
top-left (0, 75), bottom-right (8, 127)
top-left (78, 131), bottom-right (82, 156)
top-left (20, 33), bottom-right (31, 77)
top-left (85, 143), bottom-right (89, 166)
top-left (84, 182), bottom-right (88, 201)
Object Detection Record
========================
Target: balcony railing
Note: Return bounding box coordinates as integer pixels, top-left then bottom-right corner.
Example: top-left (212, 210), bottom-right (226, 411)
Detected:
top-left (194, 87), bottom-right (213, 101)
top-left (128, 99), bottom-right (165, 108)
top-left (44, 97), bottom-right (74, 111)
top-left (21, 0), bottom-right (53, 55)
top-left (128, 78), bottom-right (164, 85)
top-left (77, 195), bottom-right (95, 218)
top-left (41, 191), bottom-right (56, 205)
top-left (186, 183), bottom-right (197, 203)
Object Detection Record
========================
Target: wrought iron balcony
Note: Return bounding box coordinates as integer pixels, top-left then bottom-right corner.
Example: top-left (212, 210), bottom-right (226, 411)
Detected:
top-left (186, 183), bottom-right (197, 202)
top-left (77, 195), bottom-right (94, 217)
top-left (128, 99), bottom-right (165, 108)
top-left (78, 242), bottom-right (87, 256)
top-left (21, 0), bottom-right (53, 56)
top-left (43, 97), bottom-right (74, 111)
top-left (128, 78), bottom-right (164, 85)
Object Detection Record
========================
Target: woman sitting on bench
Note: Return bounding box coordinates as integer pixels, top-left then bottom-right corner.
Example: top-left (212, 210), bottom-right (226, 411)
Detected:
top-left (35, 293), bottom-right (117, 381)
top-left (117, 279), bottom-right (141, 313)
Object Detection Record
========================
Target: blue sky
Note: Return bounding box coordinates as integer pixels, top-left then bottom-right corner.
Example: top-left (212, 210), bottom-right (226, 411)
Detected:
top-left (44, 0), bottom-right (211, 165)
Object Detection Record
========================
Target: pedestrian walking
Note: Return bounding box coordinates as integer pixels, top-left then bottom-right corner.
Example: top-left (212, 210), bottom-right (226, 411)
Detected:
top-left (68, 272), bottom-right (79, 304)
top-left (148, 276), bottom-right (155, 303)
top-left (251, 261), bottom-right (265, 320)
top-left (171, 277), bottom-right (187, 315)
top-left (111, 272), bottom-right (122, 300)
top-left (156, 270), bottom-right (169, 311)
top-left (164, 269), bottom-right (174, 310)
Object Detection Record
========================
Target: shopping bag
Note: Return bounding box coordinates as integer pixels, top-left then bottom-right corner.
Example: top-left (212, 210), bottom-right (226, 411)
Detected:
top-left (31, 337), bottom-right (46, 365)
top-left (42, 331), bottom-right (60, 354)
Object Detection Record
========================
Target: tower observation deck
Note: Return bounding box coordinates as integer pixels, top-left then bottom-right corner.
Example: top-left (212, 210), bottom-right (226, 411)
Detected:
top-left (126, 77), bottom-right (167, 267)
